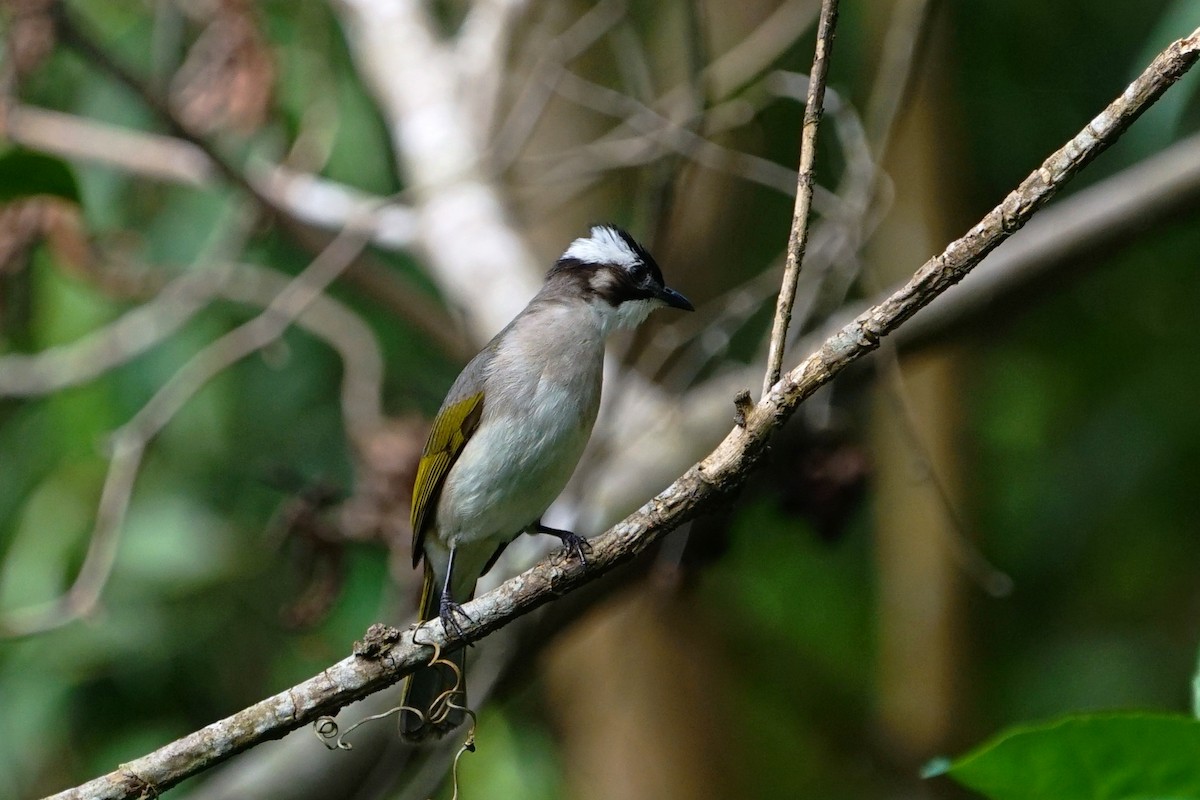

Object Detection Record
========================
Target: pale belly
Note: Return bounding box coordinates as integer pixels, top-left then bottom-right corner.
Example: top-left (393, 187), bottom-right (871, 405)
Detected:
top-left (434, 380), bottom-right (596, 551)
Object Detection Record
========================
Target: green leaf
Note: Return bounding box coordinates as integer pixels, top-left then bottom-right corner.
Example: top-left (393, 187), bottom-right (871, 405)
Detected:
top-left (0, 149), bottom-right (81, 203)
top-left (933, 713), bottom-right (1200, 800)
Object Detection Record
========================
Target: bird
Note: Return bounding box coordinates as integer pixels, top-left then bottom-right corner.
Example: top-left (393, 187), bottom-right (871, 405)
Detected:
top-left (401, 224), bottom-right (693, 741)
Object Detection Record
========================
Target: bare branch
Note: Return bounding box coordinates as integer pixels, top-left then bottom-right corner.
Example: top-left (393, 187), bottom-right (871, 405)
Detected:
top-left (601, 0), bottom-right (821, 123)
top-left (761, 74), bottom-right (877, 342)
top-left (499, 0), bottom-right (820, 210)
top-left (251, 164), bottom-right (417, 250)
top-left (193, 263), bottom-right (385, 446)
top-left (763, 0), bottom-right (840, 396)
top-left (50, 4), bottom-right (272, 210)
top-left (121, 230), bottom-right (371, 447)
top-left (542, 69), bottom-right (803, 195)
top-left (488, 0), bottom-right (629, 169)
top-left (39, 26), bottom-right (1200, 800)
top-left (19, 10), bottom-right (443, 360)
top-left (0, 104), bottom-right (419, 250)
top-left (594, 122), bottom-right (1200, 539)
top-left (334, 0), bottom-right (542, 339)
top-left (1, 103), bottom-right (213, 184)
top-left (0, 268), bottom-right (220, 397)
top-left (456, 0), bottom-right (531, 137)
top-left (700, 0), bottom-right (821, 102)
top-left (1, 224), bottom-right (379, 638)
top-left (838, 126), bottom-right (1200, 354)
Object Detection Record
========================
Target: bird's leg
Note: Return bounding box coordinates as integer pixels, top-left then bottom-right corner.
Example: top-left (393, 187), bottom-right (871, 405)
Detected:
top-left (535, 520), bottom-right (592, 568)
top-left (438, 547), bottom-right (473, 639)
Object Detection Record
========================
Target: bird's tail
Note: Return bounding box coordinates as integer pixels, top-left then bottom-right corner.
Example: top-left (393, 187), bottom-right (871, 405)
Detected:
top-left (400, 562), bottom-right (468, 742)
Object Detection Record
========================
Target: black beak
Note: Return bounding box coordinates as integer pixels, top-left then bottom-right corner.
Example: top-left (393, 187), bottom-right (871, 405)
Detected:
top-left (656, 285), bottom-right (694, 311)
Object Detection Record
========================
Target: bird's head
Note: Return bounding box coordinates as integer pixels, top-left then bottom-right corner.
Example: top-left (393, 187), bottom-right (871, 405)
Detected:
top-left (545, 225), bottom-right (693, 333)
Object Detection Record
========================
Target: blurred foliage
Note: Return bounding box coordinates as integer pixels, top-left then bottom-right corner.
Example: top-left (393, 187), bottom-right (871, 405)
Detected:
top-left (1, 1), bottom-right (1199, 800)
top-left (0, 149), bottom-right (81, 202)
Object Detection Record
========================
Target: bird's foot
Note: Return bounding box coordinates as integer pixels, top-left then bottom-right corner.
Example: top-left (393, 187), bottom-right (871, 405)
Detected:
top-left (536, 523), bottom-right (592, 568)
top-left (438, 593), bottom-right (473, 639)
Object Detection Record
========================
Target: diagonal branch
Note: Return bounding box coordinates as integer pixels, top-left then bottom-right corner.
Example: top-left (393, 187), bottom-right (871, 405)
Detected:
top-left (40, 25), bottom-right (1200, 800)
top-left (882, 127), bottom-right (1200, 350)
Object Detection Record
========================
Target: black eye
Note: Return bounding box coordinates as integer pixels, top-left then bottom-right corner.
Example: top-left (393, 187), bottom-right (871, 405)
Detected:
top-left (629, 262), bottom-right (649, 282)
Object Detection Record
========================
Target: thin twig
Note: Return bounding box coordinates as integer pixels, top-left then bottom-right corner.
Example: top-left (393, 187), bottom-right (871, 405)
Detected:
top-left (1, 103), bottom-right (213, 183)
top-left (0, 268), bottom-right (224, 397)
top-left (488, 0), bottom-right (629, 169)
top-left (589, 122), bottom-right (1200, 553)
top-left (38, 26), bottom-right (1200, 800)
top-left (762, 0), bottom-right (840, 397)
top-left (762, 74), bottom-right (876, 342)
top-left (542, 69), bottom-right (804, 195)
top-left (698, 0), bottom-right (821, 102)
top-left (502, 0), bottom-right (818, 212)
top-left (2, 99), bottom-right (469, 355)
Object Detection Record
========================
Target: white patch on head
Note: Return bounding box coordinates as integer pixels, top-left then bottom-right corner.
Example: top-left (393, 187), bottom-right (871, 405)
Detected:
top-left (563, 226), bottom-right (641, 270)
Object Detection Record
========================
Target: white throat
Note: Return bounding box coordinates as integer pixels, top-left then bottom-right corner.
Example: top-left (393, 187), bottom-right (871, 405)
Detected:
top-left (588, 296), bottom-right (660, 337)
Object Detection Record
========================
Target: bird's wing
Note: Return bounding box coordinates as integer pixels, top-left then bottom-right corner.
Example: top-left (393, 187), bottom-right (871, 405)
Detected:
top-left (410, 391), bottom-right (485, 567)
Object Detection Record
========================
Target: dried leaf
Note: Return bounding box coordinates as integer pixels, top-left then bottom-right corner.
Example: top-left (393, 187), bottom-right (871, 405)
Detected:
top-left (339, 416), bottom-right (428, 557)
top-left (0, 195), bottom-right (91, 276)
top-left (3, 0), bottom-right (57, 76)
top-left (170, 0), bottom-right (275, 134)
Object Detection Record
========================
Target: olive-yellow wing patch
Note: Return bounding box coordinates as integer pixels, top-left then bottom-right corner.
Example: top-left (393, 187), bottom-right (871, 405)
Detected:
top-left (410, 391), bottom-right (484, 566)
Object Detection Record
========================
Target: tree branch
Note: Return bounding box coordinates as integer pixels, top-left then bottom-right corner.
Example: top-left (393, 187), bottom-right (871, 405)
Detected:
top-left (456, 0), bottom-right (530, 137)
top-left (334, 0), bottom-right (542, 340)
top-left (885, 127), bottom-right (1200, 350)
top-left (40, 25), bottom-right (1200, 800)
top-left (7, 21), bottom-right (460, 351)
top-left (763, 0), bottom-right (839, 396)
top-left (50, 3), bottom-right (272, 210)
top-left (0, 103), bottom-right (421, 251)
top-left (581, 115), bottom-right (1200, 549)
top-left (1, 223), bottom-right (379, 638)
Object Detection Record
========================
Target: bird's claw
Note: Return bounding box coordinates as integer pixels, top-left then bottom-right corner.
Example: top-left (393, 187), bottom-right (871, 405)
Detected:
top-left (438, 596), bottom-right (473, 639)
top-left (556, 531), bottom-right (592, 568)
top-left (535, 522), bottom-right (592, 568)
